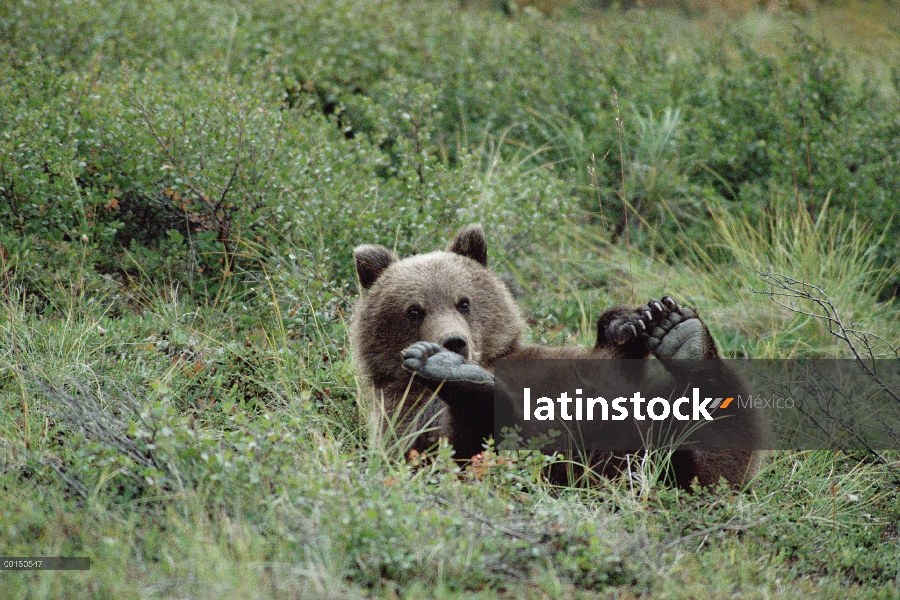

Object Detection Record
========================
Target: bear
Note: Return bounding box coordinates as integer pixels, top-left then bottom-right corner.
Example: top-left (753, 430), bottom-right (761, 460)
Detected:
top-left (350, 224), bottom-right (765, 489)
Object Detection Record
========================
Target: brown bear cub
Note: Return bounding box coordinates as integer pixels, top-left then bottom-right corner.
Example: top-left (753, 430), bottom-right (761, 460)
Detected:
top-left (351, 224), bottom-right (764, 489)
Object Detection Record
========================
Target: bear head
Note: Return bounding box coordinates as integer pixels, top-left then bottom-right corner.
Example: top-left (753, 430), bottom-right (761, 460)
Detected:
top-left (350, 224), bottom-right (525, 383)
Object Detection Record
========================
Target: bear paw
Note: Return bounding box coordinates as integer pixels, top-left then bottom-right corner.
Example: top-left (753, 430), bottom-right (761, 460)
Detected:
top-left (644, 299), bottom-right (706, 360)
top-left (402, 342), bottom-right (494, 385)
top-left (607, 297), bottom-right (708, 360)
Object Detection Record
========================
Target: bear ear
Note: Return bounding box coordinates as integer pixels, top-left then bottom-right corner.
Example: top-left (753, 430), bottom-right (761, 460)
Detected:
top-left (448, 224), bottom-right (487, 266)
top-left (354, 245), bottom-right (395, 290)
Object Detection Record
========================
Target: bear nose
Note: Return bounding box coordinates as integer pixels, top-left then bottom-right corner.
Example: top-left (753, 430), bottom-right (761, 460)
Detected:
top-left (441, 334), bottom-right (468, 357)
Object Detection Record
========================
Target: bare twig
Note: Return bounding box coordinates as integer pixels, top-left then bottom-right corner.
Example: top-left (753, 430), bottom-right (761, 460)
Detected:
top-left (751, 268), bottom-right (900, 457)
top-left (39, 378), bottom-right (164, 476)
top-left (130, 90), bottom-right (242, 276)
top-left (751, 269), bottom-right (900, 403)
top-left (664, 517), bottom-right (770, 549)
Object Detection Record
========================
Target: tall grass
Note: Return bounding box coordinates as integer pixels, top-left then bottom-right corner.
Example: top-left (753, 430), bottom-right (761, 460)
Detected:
top-left (550, 198), bottom-right (898, 359)
top-left (2, 0), bottom-right (900, 595)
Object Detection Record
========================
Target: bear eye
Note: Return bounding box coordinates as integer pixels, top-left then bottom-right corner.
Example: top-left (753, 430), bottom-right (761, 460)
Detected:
top-left (456, 298), bottom-right (470, 314)
top-left (406, 305), bottom-right (425, 320)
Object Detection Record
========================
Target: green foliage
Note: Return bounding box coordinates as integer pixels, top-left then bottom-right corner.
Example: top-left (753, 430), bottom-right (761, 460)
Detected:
top-left (693, 30), bottom-right (900, 232)
top-left (0, 62), bottom-right (571, 299)
top-left (0, 65), bottom-right (86, 242)
top-left (4, 0), bottom-right (899, 293)
top-left (2, 0), bottom-right (900, 596)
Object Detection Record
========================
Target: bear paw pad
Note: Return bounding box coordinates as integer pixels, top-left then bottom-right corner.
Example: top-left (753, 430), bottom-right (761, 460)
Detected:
top-left (402, 342), bottom-right (493, 385)
top-left (607, 296), bottom-right (707, 360)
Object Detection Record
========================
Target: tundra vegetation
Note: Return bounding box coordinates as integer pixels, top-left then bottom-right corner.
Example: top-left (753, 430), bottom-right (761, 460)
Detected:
top-left (1, 0), bottom-right (899, 596)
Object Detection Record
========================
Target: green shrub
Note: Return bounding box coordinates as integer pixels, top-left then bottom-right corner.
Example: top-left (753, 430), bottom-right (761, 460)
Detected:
top-left (4, 0), bottom-right (899, 294)
top-left (2, 3), bottom-right (900, 594)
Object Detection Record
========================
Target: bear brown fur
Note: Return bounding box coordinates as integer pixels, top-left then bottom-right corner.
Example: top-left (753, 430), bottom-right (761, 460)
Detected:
top-left (350, 224), bottom-right (765, 489)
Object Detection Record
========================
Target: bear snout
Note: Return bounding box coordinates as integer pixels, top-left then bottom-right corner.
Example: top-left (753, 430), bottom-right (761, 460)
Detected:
top-left (440, 334), bottom-right (469, 357)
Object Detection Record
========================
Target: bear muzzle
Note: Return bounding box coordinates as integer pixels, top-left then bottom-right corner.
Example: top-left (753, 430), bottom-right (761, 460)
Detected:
top-left (440, 334), bottom-right (469, 358)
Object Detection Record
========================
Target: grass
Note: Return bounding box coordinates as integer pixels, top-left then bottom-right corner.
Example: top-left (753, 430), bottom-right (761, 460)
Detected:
top-left (1, 0), bottom-right (900, 596)
top-left (3, 203), bottom-right (900, 596)
top-left (513, 206), bottom-right (898, 362)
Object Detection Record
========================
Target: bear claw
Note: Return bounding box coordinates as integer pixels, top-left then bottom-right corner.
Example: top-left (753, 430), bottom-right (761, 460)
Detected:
top-left (604, 296), bottom-right (705, 360)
